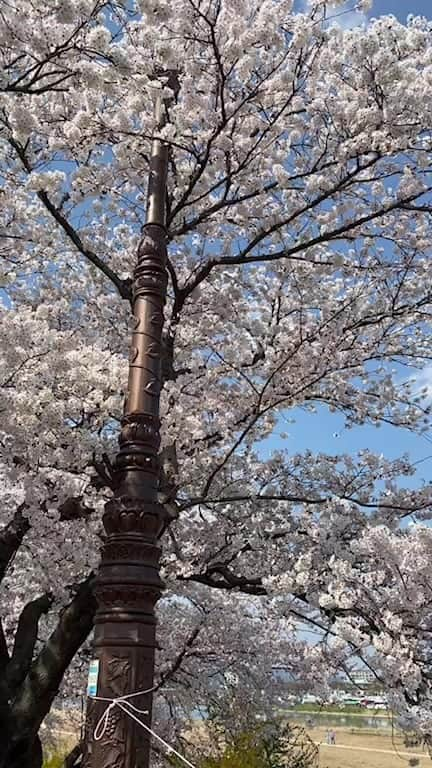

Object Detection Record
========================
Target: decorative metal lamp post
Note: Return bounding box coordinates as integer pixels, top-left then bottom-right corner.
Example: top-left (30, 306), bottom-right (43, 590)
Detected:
top-left (82, 71), bottom-right (179, 768)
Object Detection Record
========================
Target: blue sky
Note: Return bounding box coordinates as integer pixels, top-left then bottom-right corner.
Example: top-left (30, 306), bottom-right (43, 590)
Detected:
top-left (372, 0), bottom-right (431, 18)
top-left (300, 0), bottom-right (432, 26)
top-left (265, 403), bottom-right (432, 488)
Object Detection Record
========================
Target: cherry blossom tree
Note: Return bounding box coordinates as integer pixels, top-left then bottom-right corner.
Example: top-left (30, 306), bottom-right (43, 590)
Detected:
top-left (1, 0), bottom-right (432, 765)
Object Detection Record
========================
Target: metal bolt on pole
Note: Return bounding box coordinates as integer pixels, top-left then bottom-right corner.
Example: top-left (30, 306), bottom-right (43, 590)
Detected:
top-left (82, 72), bottom-right (178, 768)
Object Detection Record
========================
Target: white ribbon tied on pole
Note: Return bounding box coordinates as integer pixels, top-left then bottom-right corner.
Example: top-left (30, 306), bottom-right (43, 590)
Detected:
top-left (90, 688), bottom-right (197, 768)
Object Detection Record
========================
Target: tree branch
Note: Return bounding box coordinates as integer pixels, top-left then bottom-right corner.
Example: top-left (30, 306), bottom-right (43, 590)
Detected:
top-left (176, 179), bottom-right (432, 310)
top-left (11, 574), bottom-right (96, 739)
top-left (0, 618), bottom-right (10, 722)
top-left (7, 593), bottom-right (54, 694)
top-left (156, 623), bottom-right (204, 690)
top-left (181, 492), bottom-right (432, 518)
top-left (8, 138), bottom-right (132, 302)
top-left (0, 506), bottom-right (30, 583)
top-left (179, 565), bottom-right (266, 596)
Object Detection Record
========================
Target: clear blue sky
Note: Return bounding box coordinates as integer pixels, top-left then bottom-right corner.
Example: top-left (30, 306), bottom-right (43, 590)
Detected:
top-left (372, 0), bottom-right (431, 18)
top-left (262, 0), bottom-right (432, 486)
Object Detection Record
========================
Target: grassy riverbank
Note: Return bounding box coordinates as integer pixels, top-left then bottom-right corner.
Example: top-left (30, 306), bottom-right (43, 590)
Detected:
top-left (308, 724), bottom-right (431, 768)
top-left (285, 704), bottom-right (391, 717)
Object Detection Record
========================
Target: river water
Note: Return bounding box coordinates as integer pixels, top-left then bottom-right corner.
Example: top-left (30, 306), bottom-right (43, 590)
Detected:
top-left (287, 710), bottom-right (392, 731)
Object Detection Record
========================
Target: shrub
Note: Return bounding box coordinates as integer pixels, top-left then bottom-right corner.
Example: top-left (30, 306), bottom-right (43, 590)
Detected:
top-left (43, 754), bottom-right (65, 768)
top-left (187, 721), bottom-right (318, 768)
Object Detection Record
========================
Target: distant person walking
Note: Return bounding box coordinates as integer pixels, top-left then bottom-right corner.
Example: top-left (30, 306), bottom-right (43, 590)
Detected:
top-left (329, 729), bottom-right (336, 745)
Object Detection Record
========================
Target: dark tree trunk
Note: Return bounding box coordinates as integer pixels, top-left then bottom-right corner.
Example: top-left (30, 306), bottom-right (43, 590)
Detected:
top-left (0, 732), bottom-right (43, 768)
top-left (0, 573), bottom-right (95, 768)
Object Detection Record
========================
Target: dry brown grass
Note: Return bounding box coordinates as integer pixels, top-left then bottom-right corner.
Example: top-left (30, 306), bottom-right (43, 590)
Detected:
top-left (40, 709), bottom-right (81, 759)
top-left (308, 725), bottom-right (432, 768)
top-left (41, 711), bottom-right (432, 768)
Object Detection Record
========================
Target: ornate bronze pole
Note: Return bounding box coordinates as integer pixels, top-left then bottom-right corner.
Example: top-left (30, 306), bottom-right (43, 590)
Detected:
top-left (83, 74), bottom-right (178, 768)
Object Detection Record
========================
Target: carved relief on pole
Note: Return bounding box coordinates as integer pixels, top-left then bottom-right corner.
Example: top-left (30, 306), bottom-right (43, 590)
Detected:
top-left (116, 225), bottom-right (168, 490)
top-left (134, 224), bottom-right (168, 301)
top-left (84, 657), bottom-right (131, 768)
top-left (82, 500), bottom-right (165, 768)
top-left (103, 497), bottom-right (167, 541)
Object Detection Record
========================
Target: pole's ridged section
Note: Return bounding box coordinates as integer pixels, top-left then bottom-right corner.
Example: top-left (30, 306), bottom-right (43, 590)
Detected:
top-left (83, 92), bottom-right (171, 768)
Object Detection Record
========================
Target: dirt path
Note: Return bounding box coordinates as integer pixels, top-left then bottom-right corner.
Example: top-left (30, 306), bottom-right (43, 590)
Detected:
top-left (317, 741), bottom-right (431, 760)
top-left (295, 709), bottom-right (391, 718)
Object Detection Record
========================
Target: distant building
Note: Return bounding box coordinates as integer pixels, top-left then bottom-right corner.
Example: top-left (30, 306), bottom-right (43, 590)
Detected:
top-left (350, 668), bottom-right (376, 686)
top-left (271, 665), bottom-right (377, 688)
